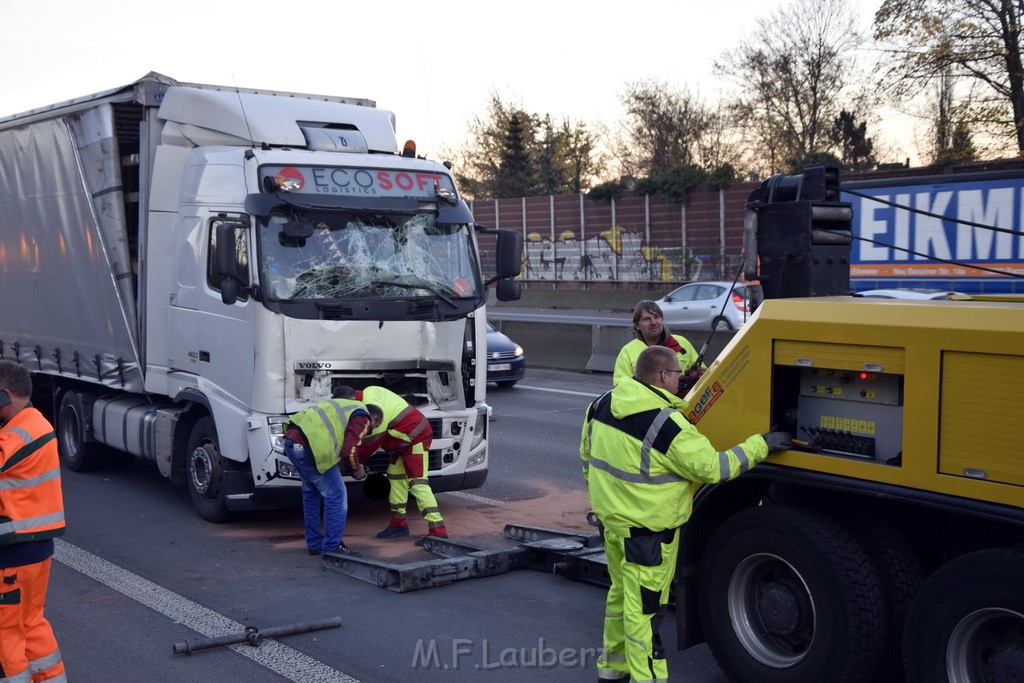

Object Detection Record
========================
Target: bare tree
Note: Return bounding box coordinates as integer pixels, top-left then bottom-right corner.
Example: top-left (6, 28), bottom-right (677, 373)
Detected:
top-left (617, 80), bottom-right (715, 177)
top-left (716, 0), bottom-right (866, 174)
top-left (874, 0), bottom-right (1024, 154)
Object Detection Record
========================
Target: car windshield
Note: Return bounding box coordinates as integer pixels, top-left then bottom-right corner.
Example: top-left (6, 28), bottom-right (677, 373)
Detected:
top-left (257, 211), bottom-right (481, 301)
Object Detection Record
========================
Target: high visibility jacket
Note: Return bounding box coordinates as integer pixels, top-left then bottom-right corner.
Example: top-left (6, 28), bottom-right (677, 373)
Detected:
top-left (358, 386), bottom-right (431, 453)
top-left (0, 407), bottom-right (65, 547)
top-left (612, 334), bottom-right (701, 387)
top-left (285, 399), bottom-right (368, 473)
top-left (580, 378), bottom-right (768, 533)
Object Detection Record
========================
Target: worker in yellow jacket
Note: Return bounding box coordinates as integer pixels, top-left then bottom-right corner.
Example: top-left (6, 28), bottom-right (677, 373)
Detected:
top-left (613, 300), bottom-right (703, 392)
top-left (581, 346), bottom-right (791, 683)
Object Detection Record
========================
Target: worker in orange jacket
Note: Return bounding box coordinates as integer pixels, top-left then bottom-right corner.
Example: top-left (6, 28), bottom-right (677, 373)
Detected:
top-left (0, 360), bottom-right (66, 682)
top-left (340, 386), bottom-right (447, 541)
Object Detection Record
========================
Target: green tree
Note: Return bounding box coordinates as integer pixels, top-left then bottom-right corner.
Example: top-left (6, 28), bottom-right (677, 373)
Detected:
top-left (495, 111), bottom-right (535, 199)
top-left (874, 0), bottom-right (1024, 154)
top-left (829, 110), bottom-right (877, 171)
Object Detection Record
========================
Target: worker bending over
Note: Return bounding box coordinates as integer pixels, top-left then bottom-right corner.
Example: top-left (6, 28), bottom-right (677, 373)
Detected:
top-left (340, 385), bottom-right (447, 541)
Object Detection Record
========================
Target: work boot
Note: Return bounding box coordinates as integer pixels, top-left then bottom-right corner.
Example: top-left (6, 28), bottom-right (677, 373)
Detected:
top-left (415, 525), bottom-right (449, 546)
top-left (376, 524), bottom-right (410, 539)
top-left (325, 543), bottom-right (361, 557)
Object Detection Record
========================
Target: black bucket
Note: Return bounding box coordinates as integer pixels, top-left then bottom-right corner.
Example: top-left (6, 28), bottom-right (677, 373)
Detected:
top-left (362, 472), bottom-right (390, 501)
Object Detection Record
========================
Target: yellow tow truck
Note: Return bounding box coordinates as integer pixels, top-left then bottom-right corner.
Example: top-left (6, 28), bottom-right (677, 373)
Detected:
top-left (676, 168), bottom-right (1024, 683)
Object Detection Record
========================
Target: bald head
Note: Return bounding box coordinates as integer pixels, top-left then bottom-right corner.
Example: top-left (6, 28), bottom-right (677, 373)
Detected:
top-left (634, 346), bottom-right (681, 391)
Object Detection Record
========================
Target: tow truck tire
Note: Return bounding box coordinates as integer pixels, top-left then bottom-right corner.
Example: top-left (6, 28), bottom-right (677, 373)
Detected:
top-left (57, 391), bottom-right (123, 471)
top-left (185, 416), bottom-right (231, 523)
top-left (841, 514), bottom-right (923, 683)
top-left (904, 547), bottom-right (1024, 683)
top-left (698, 505), bottom-right (886, 683)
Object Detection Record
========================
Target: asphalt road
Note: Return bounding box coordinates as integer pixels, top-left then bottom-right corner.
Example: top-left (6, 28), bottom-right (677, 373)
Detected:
top-left (46, 368), bottom-right (729, 682)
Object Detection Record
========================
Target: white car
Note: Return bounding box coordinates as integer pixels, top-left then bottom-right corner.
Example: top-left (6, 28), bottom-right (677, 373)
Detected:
top-left (655, 281), bottom-right (763, 330)
top-left (853, 288), bottom-right (953, 300)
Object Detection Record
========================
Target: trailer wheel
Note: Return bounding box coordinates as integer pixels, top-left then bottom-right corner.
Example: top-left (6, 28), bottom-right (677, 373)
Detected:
top-left (57, 391), bottom-right (107, 472)
top-left (698, 505), bottom-right (886, 683)
top-left (904, 547), bottom-right (1024, 683)
top-left (185, 417), bottom-right (231, 523)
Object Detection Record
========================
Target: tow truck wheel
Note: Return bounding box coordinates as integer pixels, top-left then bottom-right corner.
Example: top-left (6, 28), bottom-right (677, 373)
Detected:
top-left (185, 416), bottom-right (231, 523)
top-left (904, 547), bottom-right (1024, 683)
top-left (698, 505), bottom-right (886, 683)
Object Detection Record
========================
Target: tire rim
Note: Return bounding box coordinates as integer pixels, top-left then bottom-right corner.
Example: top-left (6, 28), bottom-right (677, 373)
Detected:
top-left (189, 442), bottom-right (218, 497)
top-left (947, 607), bottom-right (1024, 683)
top-left (728, 552), bottom-right (816, 668)
top-left (59, 406), bottom-right (80, 459)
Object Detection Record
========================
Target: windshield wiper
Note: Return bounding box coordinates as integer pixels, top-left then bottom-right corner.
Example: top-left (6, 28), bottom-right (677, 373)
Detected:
top-left (371, 279), bottom-right (457, 308)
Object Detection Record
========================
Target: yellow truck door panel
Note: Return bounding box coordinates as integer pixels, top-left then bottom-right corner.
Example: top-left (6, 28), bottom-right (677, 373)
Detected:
top-left (940, 351), bottom-right (1024, 488)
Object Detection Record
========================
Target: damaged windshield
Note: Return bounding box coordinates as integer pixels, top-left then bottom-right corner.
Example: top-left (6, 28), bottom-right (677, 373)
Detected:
top-left (257, 210), bottom-right (481, 302)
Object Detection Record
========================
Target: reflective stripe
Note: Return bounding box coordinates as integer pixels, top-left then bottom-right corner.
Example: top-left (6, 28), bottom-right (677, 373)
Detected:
top-left (0, 668), bottom-right (33, 683)
top-left (419, 507), bottom-right (439, 516)
top-left (388, 406), bottom-right (414, 430)
top-left (0, 511), bottom-right (66, 537)
top-left (0, 467), bottom-right (61, 491)
top-left (387, 473), bottom-right (408, 481)
top-left (639, 409), bottom-right (675, 477)
top-left (29, 649), bottom-right (62, 673)
top-left (732, 445), bottom-right (751, 473)
top-left (5, 426), bottom-right (31, 444)
top-left (405, 416), bottom-right (429, 441)
top-left (587, 456), bottom-right (684, 485)
top-left (409, 478), bottom-right (428, 487)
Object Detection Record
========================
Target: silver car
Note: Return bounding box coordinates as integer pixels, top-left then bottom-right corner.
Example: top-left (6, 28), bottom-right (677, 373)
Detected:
top-left (655, 281), bottom-right (763, 330)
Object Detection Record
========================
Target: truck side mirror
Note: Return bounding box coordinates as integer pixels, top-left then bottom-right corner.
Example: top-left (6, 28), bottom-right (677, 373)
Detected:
top-left (214, 222), bottom-right (250, 304)
top-left (495, 278), bottom-right (521, 302)
top-left (495, 229), bottom-right (523, 279)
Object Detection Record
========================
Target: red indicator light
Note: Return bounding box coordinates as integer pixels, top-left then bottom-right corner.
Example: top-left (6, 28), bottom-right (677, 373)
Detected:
top-left (860, 372), bottom-right (868, 380)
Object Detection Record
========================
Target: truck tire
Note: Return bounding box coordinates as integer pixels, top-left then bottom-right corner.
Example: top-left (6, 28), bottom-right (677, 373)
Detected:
top-left (840, 514), bottom-right (923, 683)
top-left (57, 391), bottom-right (126, 471)
top-left (185, 416), bottom-right (231, 523)
top-left (904, 547), bottom-right (1024, 683)
top-left (698, 505), bottom-right (886, 683)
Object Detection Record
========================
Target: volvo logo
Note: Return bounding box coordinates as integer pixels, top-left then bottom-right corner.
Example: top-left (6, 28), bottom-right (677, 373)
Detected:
top-left (296, 362), bottom-right (334, 369)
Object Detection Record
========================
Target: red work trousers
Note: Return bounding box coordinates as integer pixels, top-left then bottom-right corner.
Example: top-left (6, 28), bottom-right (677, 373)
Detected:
top-left (0, 558), bottom-right (65, 682)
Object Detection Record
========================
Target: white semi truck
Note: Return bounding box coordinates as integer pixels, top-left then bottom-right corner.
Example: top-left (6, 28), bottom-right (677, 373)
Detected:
top-left (0, 72), bottom-right (522, 521)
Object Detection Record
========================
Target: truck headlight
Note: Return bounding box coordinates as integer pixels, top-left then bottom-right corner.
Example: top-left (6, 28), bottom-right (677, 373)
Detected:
top-left (268, 416), bottom-right (287, 454)
top-left (470, 407), bottom-right (487, 451)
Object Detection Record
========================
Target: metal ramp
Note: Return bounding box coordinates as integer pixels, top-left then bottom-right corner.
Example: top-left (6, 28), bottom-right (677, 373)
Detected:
top-left (322, 523), bottom-right (609, 593)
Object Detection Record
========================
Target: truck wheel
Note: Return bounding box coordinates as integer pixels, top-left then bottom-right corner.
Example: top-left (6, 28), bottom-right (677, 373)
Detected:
top-left (840, 514), bottom-right (923, 683)
top-left (57, 391), bottom-right (106, 472)
top-left (185, 416), bottom-right (231, 523)
top-left (904, 547), bottom-right (1024, 683)
top-left (698, 505), bottom-right (886, 683)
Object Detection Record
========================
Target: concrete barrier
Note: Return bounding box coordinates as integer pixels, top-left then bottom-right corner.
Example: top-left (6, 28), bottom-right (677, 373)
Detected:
top-left (490, 316), bottom-right (737, 376)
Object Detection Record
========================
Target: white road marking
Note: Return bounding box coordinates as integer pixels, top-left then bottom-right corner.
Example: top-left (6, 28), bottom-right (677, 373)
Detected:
top-left (514, 384), bottom-right (602, 398)
top-left (53, 540), bottom-right (359, 683)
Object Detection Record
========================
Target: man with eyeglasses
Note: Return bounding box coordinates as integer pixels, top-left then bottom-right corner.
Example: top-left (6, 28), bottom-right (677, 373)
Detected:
top-left (581, 345), bottom-right (791, 683)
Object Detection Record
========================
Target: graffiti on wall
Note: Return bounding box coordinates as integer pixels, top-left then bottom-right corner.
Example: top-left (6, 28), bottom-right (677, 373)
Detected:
top-left (522, 226), bottom-right (702, 282)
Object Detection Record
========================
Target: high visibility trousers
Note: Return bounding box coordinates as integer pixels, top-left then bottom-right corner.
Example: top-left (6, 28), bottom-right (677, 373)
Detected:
top-left (386, 442), bottom-right (444, 528)
top-left (0, 558), bottom-right (66, 682)
top-left (597, 526), bottom-right (679, 683)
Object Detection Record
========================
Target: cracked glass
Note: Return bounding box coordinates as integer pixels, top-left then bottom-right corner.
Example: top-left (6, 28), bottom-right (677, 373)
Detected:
top-left (257, 210), bottom-right (480, 302)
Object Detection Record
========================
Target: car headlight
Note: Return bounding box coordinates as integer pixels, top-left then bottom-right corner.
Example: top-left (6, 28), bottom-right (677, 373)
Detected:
top-left (514, 345), bottom-right (524, 357)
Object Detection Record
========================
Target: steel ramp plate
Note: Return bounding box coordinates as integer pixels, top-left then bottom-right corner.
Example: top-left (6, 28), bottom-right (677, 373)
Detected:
top-left (503, 523), bottom-right (603, 548)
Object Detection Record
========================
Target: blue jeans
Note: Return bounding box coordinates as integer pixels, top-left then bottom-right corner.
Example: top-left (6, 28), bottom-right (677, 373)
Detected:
top-left (284, 439), bottom-right (347, 553)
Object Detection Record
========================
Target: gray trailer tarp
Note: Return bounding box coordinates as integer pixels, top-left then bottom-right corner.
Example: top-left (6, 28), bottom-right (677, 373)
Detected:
top-left (0, 104), bottom-right (143, 391)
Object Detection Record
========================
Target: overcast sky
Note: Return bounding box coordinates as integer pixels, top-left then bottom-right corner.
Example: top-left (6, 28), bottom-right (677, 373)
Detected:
top-left (3, 0), bottom-right (901, 163)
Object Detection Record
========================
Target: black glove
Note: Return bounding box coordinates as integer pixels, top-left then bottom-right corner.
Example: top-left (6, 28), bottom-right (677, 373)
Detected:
top-left (762, 431), bottom-right (793, 452)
